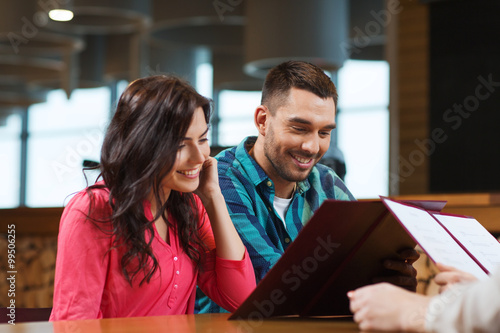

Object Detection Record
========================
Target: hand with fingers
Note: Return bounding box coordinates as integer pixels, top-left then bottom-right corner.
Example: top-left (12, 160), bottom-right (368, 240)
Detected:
top-left (348, 282), bottom-right (430, 332)
top-left (194, 156), bottom-right (221, 204)
top-left (372, 248), bottom-right (420, 291)
top-left (434, 262), bottom-right (478, 293)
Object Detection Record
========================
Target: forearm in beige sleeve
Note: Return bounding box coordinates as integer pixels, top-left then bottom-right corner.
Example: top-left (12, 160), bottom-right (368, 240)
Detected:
top-left (425, 269), bottom-right (500, 333)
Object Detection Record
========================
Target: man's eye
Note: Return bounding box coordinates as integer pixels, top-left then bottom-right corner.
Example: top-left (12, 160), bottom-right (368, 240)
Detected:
top-left (292, 127), bottom-right (306, 132)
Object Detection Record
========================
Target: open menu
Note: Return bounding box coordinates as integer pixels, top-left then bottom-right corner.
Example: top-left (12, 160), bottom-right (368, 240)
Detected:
top-left (229, 198), bottom-right (500, 320)
top-left (382, 197), bottom-right (500, 278)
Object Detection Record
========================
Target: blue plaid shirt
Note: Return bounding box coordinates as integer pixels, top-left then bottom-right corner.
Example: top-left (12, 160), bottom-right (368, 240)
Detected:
top-left (195, 137), bottom-right (355, 313)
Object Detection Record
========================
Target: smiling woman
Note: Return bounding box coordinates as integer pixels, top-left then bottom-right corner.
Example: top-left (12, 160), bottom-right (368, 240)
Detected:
top-left (161, 108), bottom-right (210, 196)
top-left (49, 75), bottom-right (256, 320)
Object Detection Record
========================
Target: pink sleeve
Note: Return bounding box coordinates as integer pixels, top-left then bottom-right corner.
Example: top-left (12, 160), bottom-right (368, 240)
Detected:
top-left (50, 190), bottom-right (112, 321)
top-left (194, 195), bottom-right (256, 312)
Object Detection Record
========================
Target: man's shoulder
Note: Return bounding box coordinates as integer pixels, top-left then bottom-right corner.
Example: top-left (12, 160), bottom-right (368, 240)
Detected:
top-left (308, 163), bottom-right (355, 201)
top-left (310, 163), bottom-right (341, 179)
top-left (215, 145), bottom-right (240, 174)
top-left (215, 137), bottom-right (256, 176)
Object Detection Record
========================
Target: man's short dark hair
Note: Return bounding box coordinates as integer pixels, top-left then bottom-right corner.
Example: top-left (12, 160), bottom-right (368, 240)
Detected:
top-left (261, 60), bottom-right (338, 113)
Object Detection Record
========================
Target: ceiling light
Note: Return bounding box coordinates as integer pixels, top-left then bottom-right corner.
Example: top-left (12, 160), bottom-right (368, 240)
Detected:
top-left (48, 9), bottom-right (74, 22)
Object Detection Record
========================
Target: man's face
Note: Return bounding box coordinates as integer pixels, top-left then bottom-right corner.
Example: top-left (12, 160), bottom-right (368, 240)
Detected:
top-left (263, 88), bottom-right (336, 183)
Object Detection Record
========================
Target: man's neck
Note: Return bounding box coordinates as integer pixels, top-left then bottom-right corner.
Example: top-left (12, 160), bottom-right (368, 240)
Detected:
top-left (248, 138), bottom-right (296, 199)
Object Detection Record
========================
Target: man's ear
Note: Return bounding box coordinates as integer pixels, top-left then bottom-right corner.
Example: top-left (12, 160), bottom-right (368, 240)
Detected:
top-left (254, 105), bottom-right (269, 136)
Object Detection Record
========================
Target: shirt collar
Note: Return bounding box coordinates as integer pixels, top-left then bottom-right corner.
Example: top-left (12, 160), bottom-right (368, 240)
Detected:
top-left (234, 136), bottom-right (269, 187)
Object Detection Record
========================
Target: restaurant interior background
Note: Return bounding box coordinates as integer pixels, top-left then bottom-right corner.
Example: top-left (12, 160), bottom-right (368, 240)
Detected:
top-left (1, 0), bottom-right (500, 309)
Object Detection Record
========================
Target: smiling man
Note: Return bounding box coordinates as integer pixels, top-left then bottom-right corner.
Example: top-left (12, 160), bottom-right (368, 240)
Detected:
top-left (195, 60), bottom-right (418, 313)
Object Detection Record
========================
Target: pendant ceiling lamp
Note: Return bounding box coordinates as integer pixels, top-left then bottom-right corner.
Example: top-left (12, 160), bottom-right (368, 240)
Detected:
top-left (0, 2), bottom-right (84, 98)
top-left (0, 56), bottom-right (69, 97)
top-left (244, 0), bottom-right (349, 78)
top-left (150, 0), bottom-right (245, 52)
top-left (29, 34), bottom-right (110, 90)
top-left (0, 83), bottom-right (48, 108)
top-left (104, 33), bottom-right (133, 81)
top-left (78, 34), bottom-right (106, 88)
top-left (212, 50), bottom-right (263, 91)
top-left (0, 55), bottom-right (64, 80)
top-left (148, 40), bottom-right (209, 87)
top-left (0, 72), bottom-right (49, 125)
top-left (105, 32), bottom-right (150, 82)
top-left (348, 0), bottom-right (386, 60)
top-left (45, 0), bottom-right (151, 34)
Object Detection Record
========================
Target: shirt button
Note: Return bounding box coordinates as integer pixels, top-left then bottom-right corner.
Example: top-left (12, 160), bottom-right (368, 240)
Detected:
top-left (176, 271), bottom-right (180, 275)
top-left (266, 180), bottom-right (272, 187)
top-left (174, 284), bottom-right (178, 289)
top-left (285, 238), bottom-right (291, 243)
top-left (173, 257), bottom-right (178, 261)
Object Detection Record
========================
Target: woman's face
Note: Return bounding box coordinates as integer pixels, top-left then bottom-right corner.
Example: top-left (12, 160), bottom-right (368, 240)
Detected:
top-left (161, 107), bottom-right (210, 194)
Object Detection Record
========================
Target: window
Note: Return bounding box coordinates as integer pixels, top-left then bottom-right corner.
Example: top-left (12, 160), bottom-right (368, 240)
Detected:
top-left (217, 90), bottom-right (260, 146)
top-left (2, 59), bottom-right (389, 208)
top-left (337, 60), bottom-right (390, 198)
top-left (0, 112), bottom-right (22, 208)
top-left (26, 87), bottom-right (110, 207)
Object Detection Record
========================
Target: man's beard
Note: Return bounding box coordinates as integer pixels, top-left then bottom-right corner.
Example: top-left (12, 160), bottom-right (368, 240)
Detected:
top-left (263, 127), bottom-right (318, 183)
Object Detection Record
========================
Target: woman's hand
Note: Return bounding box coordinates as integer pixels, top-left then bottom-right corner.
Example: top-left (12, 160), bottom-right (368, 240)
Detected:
top-left (195, 156), bottom-right (245, 261)
top-left (348, 283), bottom-right (431, 332)
top-left (434, 262), bottom-right (478, 293)
top-left (195, 156), bottom-right (221, 204)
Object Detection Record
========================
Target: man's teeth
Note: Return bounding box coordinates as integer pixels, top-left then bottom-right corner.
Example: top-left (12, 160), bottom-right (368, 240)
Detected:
top-left (294, 155), bottom-right (312, 164)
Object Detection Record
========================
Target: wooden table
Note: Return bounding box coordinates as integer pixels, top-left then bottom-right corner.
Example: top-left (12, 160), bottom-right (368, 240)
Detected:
top-left (0, 313), bottom-right (360, 333)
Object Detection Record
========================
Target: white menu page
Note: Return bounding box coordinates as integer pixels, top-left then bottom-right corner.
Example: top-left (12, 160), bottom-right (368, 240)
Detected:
top-left (432, 214), bottom-right (500, 274)
top-left (382, 198), bottom-right (488, 279)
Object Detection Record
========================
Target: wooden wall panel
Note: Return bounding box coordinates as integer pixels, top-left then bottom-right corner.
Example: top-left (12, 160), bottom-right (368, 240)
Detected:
top-left (0, 207), bottom-right (62, 236)
top-left (390, 0), bottom-right (430, 194)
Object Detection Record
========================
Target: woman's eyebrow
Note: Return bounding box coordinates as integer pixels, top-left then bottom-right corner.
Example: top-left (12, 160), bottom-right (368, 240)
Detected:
top-left (199, 127), bottom-right (209, 138)
top-left (182, 127), bottom-right (209, 141)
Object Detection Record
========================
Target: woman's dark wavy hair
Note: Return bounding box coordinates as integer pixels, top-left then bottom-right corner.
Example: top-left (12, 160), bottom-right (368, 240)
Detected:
top-left (87, 75), bottom-right (211, 286)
